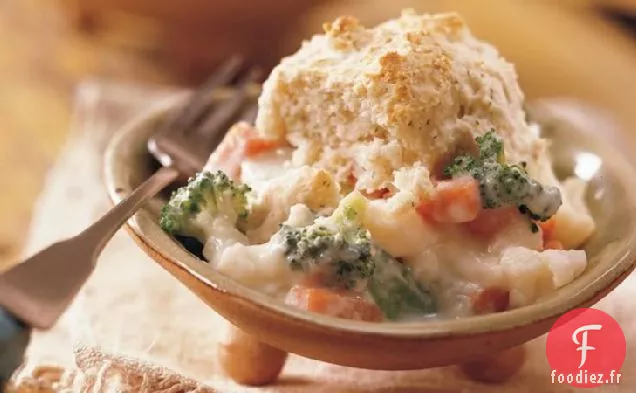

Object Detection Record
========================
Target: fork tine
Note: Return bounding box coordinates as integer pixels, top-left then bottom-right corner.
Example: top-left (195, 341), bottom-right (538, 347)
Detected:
top-left (162, 56), bottom-right (244, 134)
top-left (148, 58), bottom-right (261, 178)
top-left (196, 68), bottom-right (261, 148)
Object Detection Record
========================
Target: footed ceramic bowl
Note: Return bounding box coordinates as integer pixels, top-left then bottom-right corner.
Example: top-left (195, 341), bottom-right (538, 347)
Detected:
top-left (104, 92), bottom-right (636, 384)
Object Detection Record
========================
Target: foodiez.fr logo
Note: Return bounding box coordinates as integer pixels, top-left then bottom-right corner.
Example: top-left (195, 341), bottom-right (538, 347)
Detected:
top-left (546, 308), bottom-right (626, 388)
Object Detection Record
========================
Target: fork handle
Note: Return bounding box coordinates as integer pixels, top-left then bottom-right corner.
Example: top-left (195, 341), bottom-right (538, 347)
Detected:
top-left (0, 167), bottom-right (180, 331)
top-left (85, 166), bottom-right (180, 253)
top-left (0, 307), bottom-right (30, 391)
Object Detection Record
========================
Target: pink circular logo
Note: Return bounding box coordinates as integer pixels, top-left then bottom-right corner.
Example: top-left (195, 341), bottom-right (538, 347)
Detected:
top-left (546, 308), bottom-right (626, 388)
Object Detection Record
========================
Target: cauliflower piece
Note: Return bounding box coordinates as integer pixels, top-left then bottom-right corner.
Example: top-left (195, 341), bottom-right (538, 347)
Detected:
top-left (202, 216), bottom-right (250, 266)
top-left (284, 204), bottom-right (316, 228)
top-left (362, 191), bottom-right (438, 258)
top-left (500, 247), bottom-right (587, 308)
top-left (542, 249), bottom-right (587, 288)
top-left (214, 239), bottom-right (298, 297)
top-left (552, 177), bottom-right (596, 249)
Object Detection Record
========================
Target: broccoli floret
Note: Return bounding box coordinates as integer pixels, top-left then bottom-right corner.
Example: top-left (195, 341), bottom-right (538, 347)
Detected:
top-left (278, 215), bottom-right (438, 318)
top-left (160, 170), bottom-right (251, 240)
top-left (277, 222), bottom-right (375, 290)
top-left (476, 131), bottom-right (505, 163)
top-left (277, 193), bottom-right (437, 319)
top-left (444, 130), bottom-right (562, 222)
top-left (367, 253), bottom-right (436, 320)
top-left (276, 192), bottom-right (377, 290)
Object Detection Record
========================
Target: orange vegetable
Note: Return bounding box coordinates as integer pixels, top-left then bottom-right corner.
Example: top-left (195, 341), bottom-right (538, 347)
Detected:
top-left (243, 137), bottom-right (281, 156)
top-left (207, 122), bottom-right (255, 179)
top-left (415, 198), bottom-right (435, 222)
top-left (539, 217), bottom-right (556, 243)
top-left (285, 285), bottom-right (383, 322)
top-left (214, 122), bottom-right (258, 158)
top-left (207, 122), bottom-right (281, 179)
top-left (416, 176), bottom-right (482, 223)
top-left (537, 217), bottom-right (563, 250)
top-left (471, 287), bottom-right (510, 314)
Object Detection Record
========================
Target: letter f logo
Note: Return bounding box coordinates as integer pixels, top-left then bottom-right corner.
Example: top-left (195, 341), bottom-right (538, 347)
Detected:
top-left (572, 324), bottom-right (603, 368)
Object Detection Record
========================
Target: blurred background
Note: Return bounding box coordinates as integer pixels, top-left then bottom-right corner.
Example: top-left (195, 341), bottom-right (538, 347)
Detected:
top-left (1, 0), bottom-right (635, 269)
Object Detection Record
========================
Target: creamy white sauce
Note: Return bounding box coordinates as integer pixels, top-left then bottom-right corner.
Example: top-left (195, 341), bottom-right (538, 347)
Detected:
top-left (214, 240), bottom-right (297, 296)
top-left (198, 149), bottom-right (590, 320)
top-left (209, 207), bottom-right (313, 297)
top-left (240, 147), bottom-right (294, 192)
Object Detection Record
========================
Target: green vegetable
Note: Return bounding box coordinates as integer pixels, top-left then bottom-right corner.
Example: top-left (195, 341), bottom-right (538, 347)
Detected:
top-left (444, 130), bottom-right (562, 221)
top-left (160, 170), bottom-right (251, 241)
top-left (276, 192), bottom-right (377, 289)
top-left (277, 221), bottom-right (375, 290)
top-left (278, 219), bottom-right (436, 319)
top-left (476, 131), bottom-right (505, 163)
top-left (278, 191), bottom-right (436, 318)
top-left (367, 253), bottom-right (436, 320)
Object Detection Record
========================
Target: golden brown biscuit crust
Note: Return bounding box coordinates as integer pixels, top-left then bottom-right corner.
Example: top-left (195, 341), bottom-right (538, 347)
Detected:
top-left (256, 10), bottom-right (553, 195)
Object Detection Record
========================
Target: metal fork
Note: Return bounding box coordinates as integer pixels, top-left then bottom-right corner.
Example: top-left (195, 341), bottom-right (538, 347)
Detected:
top-left (0, 57), bottom-right (257, 387)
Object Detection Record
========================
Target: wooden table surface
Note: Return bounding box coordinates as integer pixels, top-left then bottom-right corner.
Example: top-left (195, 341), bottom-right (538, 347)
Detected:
top-left (1, 0), bottom-right (635, 270)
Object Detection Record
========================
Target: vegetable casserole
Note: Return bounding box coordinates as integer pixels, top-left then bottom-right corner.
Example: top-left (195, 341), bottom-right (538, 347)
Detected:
top-left (160, 11), bottom-right (595, 322)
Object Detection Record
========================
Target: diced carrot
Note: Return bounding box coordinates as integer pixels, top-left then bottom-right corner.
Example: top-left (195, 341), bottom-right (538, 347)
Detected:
top-left (207, 122), bottom-right (281, 179)
top-left (415, 198), bottom-right (435, 223)
top-left (539, 217), bottom-right (556, 244)
top-left (207, 122), bottom-right (256, 179)
top-left (416, 176), bottom-right (482, 223)
top-left (537, 217), bottom-right (563, 250)
top-left (543, 239), bottom-right (564, 250)
top-left (214, 122), bottom-right (258, 161)
top-left (471, 287), bottom-right (510, 314)
top-left (285, 285), bottom-right (383, 322)
top-left (462, 207), bottom-right (519, 240)
top-left (242, 137), bottom-right (281, 156)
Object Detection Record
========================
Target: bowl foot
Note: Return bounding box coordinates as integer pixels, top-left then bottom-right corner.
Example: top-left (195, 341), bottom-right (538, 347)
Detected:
top-left (217, 323), bottom-right (288, 386)
top-left (458, 345), bottom-right (526, 383)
